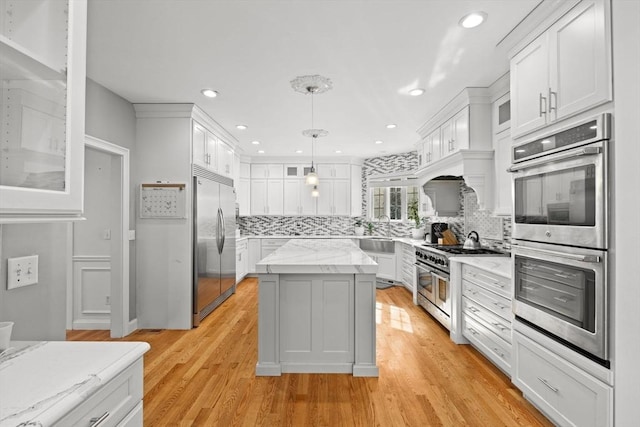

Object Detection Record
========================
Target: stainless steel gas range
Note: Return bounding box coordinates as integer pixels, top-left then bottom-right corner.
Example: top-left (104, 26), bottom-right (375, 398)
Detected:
top-left (414, 244), bottom-right (507, 330)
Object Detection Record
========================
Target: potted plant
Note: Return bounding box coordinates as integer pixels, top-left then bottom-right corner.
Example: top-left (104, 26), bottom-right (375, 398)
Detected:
top-left (365, 221), bottom-right (375, 236)
top-left (408, 199), bottom-right (425, 240)
top-left (354, 219), bottom-right (365, 236)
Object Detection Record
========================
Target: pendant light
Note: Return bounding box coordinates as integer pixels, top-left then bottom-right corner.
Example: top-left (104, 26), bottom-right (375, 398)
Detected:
top-left (291, 75), bottom-right (332, 188)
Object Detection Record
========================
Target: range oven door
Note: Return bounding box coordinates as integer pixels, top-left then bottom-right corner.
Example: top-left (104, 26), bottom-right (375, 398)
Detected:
top-left (512, 242), bottom-right (607, 363)
top-left (510, 140), bottom-right (607, 249)
top-left (415, 261), bottom-right (450, 315)
top-left (416, 262), bottom-right (436, 305)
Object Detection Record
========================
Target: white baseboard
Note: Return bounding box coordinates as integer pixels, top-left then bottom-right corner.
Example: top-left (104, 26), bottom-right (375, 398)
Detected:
top-left (72, 320), bottom-right (110, 330)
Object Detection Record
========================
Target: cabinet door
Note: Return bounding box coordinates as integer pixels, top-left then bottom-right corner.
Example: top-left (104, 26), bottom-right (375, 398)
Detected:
top-left (426, 127), bottom-right (441, 164)
top-left (267, 164), bottom-right (284, 179)
top-left (206, 131), bottom-right (217, 171)
top-left (218, 140), bottom-right (234, 177)
top-left (332, 179), bottom-right (351, 215)
top-left (550, 0), bottom-right (611, 121)
top-left (283, 179), bottom-right (301, 215)
top-left (266, 179), bottom-right (284, 215)
top-left (316, 181), bottom-right (334, 215)
top-left (300, 182), bottom-right (317, 215)
top-left (440, 120), bottom-right (453, 158)
top-left (332, 164), bottom-right (350, 179)
top-left (248, 239), bottom-right (261, 273)
top-left (511, 34), bottom-right (550, 138)
top-left (375, 253), bottom-right (396, 280)
top-left (250, 179), bottom-right (267, 215)
top-left (450, 107), bottom-right (469, 153)
top-left (238, 178), bottom-right (250, 216)
top-left (192, 123), bottom-right (208, 168)
top-left (493, 131), bottom-right (513, 215)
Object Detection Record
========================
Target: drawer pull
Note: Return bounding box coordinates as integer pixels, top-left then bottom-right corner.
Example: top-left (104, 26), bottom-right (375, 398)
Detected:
top-left (468, 306), bottom-right (480, 313)
top-left (491, 322), bottom-right (507, 331)
top-left (493, 302), bottom-right (507, 310)
top-left (553, 296), bottom-right (571, 303)
top-left (537, 377), bottom-right (559, 393)
top-left (468, 327), bottom-right (479, 336)
top-left (90, 412), bottom-right (110, 426)
top-left (493, 347), bottom-right (505, 357)
top-left (522, 285), bottom-right (538, 291)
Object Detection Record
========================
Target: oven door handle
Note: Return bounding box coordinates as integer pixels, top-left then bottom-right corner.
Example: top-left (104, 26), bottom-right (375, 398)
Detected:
top-left (512, 243), bottom-right (601, 263)
top-left (507, 146), bottom-right (601, 173)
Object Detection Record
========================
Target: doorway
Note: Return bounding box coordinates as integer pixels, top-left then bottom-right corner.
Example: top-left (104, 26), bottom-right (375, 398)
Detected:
top-left (68, 135), bottom-right (131, 338)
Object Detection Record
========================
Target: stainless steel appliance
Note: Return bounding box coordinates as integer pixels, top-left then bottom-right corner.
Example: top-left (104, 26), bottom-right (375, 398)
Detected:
top-left (509, 113), bottom-right (610, 249)
top-left (512, 241), bottom-right (608, 365)
top-left (193, 166), bottom-right (236, 326)
top-left (415, 244), bottom-right (506, 330)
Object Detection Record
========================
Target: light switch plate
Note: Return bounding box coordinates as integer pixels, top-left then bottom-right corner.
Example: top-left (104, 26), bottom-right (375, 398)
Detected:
top-left (7, 255), bottom-right (39, 290)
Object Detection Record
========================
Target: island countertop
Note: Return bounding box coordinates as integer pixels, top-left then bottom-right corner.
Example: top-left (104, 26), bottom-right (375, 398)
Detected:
top-left (255, 238), bottom-right (378, 275)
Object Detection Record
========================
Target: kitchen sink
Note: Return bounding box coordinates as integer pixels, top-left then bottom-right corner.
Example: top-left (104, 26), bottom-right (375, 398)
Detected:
top-left (359, 237), bottom-right (395, 253)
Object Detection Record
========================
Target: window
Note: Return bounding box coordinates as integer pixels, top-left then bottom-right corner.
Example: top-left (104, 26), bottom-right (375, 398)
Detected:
top-left (369, 185), bottom-right (420, 221)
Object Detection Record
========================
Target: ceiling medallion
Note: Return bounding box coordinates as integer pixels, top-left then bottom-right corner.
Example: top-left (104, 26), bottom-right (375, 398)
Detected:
top-left (290, 74), bottom-right (333, 95)
top-left (302, 129), bottom-right (329, 139)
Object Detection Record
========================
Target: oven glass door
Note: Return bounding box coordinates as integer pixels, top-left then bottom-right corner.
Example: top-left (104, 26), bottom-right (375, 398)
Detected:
top-left (433, 272), bottom-right (450, 314)
top-left (512, 140), bottom-right (606, 249)
top-left (416, 263), bottom-right (435, 303)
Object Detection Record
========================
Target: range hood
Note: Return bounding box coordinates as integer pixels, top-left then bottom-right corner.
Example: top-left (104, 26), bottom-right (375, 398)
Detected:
top-left (415, 150), bottom-right (495, 211)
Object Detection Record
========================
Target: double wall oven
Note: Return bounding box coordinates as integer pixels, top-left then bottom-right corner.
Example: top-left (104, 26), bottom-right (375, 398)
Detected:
top-left (509, 113), bottom-right (610, 366)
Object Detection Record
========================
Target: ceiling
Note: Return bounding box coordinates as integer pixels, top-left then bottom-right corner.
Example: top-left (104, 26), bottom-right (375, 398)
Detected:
top-left (87, 0), bottom-right (540, 160)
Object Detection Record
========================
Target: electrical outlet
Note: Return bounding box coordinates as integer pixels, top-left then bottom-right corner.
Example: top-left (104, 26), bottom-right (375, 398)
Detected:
top-left (7, 255), bottom-right (39, 290)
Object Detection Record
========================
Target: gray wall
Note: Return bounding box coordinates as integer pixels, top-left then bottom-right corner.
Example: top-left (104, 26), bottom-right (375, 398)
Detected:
top-left (0, 223), bottom-right (69, 340)
top-left (85, 78), bottom-right (137, 320)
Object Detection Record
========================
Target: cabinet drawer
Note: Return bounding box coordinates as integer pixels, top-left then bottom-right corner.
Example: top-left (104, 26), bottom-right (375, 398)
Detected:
top-left (513, 331), bottom-right (612, 427)
top-left (462, 264), bottom-right (511, 298)
top-left (462, 280), bottom-right (512, 321)
top-left (462, 314), bottom-right (511, 373)
top-left (55, 359), bottom-right (143, 427)
top-left (236, 240), bottom-right (248, 251)
top-left (463, 296), bottom-right (512, 344)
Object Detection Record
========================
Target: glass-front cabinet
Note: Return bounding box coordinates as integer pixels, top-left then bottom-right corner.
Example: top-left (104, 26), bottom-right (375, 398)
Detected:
top-left (0, 0), bottom-right (87, 221)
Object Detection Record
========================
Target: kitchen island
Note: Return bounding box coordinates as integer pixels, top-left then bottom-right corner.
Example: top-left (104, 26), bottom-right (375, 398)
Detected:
top-left (255, 239), bottom-right (379, 377)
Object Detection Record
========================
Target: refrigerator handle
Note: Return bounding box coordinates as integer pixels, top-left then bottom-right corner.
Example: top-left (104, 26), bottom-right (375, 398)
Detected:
top-left (219, 208), bottom-right (226, 253)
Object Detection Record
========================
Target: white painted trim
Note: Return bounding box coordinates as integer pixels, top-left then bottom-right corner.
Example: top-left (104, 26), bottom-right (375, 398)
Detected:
top-left (84, 135), bottom-right (131, 338)
top-left (72, 255), bottom-right (111, 262)
top-left (72, 319), bottom-right (110, 330)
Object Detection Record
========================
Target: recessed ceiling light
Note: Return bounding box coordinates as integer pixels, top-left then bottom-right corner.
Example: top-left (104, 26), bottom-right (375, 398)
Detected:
top-left (459, 12), bottom-right (487, 29)
top-left (251, 140), bottom-right (260, 145)
top-left (409, 88), bottom-right (425, 96)
top-left (375, 140), bottom-right (383, 145)
top-left (335, 150), bottom-right (342, 154)
top-left (386, 124), bottom-right (397, 129)
top-left (295, 150), bottom-right (303, 154)
top-left (236, 124), bottom-right (247, 130)
top-left (201, 89), bottom-right (218, 98)
top-left (257, 150), bottom-right (265, 154)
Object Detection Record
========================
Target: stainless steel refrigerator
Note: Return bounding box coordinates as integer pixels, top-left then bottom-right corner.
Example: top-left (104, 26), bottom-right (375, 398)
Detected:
top-left (193, 170), bottom-right (236, 326)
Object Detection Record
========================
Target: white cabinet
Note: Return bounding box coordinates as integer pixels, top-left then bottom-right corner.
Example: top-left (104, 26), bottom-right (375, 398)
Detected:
top-left (420, 127), bottom-right (442, 167)
top-left (364, 251), bottom-right (396, 281)
top-left (513, 331), bottom-right (612, 427)
top-left (261, 238), bottom-right (289, 259)
top-left (316, 163), bottom-right (350, 179)
top-left (493, 94), bottom-right (513, 216)
top-left (251, 178), bottom-right (283, 215)
top-left (217, 139), bottom-right (234, 177)
top-left (461, 264), bottom-right (513, 374)
top-left (236, 238), bottom-right (248, 283)
top-left (510, 0), bottom-right (611, 138)
top-left (398, 243), bottom-right (416, 293)
top-left (248, 238), bottom-right (261, 273)
top-left (238, 178), bottom-right (250, 216)
top-left (441, 107), bottom-right (470, 157)
top-left (192, 122), bottom-right (217, 170)
top-left (251, 164), bottom-right (283, 179)
top-left (316, 179), bottom-right (350, 216)
top-left (284, 179), bottom-right (317, 215)
top-left (0, 0), bottom-right (87, 219)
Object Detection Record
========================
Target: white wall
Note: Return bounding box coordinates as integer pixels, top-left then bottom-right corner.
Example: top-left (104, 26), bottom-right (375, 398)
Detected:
top-left (612, 0), bottom-right (640, 423)
top-left (85, 78), bottom-right (138, 320)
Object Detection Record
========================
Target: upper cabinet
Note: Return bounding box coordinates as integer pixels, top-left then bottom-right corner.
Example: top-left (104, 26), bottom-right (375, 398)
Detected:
top-left (441, 107), bottom-right (470, 157)
top-left (0, 0), bottom-right (87, 221)
top-left (510, 0), bottom-right (611, 139)
top-left (192, 121), bottom-right (235, 178)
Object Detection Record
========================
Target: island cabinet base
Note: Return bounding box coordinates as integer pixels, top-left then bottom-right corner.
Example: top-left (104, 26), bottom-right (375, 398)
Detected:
top-left (256, 273), bottom-right (379, 377)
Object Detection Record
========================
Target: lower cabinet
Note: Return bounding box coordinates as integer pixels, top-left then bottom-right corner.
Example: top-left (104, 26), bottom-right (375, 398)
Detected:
top-left (398, 243), bottom-right (416, 292)
top-left (364, 251), bottom-right (396, 281)
top-left (55, 358), bottom-right (144, 426)
top-left (513, 330), bottom-right (613, 427)
top-left (248, 238), bottom-right (261, 274)
top-left (236, 238), bottom-right (248, 283)
top-left (461, 264), bottom-right (512, 375)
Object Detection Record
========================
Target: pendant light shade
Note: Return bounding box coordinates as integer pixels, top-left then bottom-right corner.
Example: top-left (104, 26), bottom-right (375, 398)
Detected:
top-left (311, 185), bottom-right (320, 197)
top-left (305, 167), bottom-right (319, 186)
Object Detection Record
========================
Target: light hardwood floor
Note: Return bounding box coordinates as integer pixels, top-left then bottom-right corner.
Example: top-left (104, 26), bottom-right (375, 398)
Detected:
top-left (68, 278), bottom-right (552, 426)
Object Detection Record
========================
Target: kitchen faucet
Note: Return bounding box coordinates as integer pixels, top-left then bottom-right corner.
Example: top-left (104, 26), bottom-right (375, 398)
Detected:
top-left (377, 215), bottom-right (391, 237)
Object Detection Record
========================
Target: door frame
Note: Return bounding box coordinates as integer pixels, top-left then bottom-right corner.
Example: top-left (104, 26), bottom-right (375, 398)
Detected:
top-left (67, 135), bottom-right (131, 338)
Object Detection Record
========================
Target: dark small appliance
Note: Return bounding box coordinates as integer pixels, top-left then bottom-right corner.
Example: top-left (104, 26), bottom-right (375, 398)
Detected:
top-left (430, 222), bottom-right (448, 243)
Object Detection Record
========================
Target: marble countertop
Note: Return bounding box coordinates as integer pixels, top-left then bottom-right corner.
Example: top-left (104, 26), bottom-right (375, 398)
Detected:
top-left (255, 238), bottom-right (379, 274)
top-left (450, 255), bottom-right (512, 278)
top-left (0, 341), bottom-right (150, 426)
top-left (241, 234), bottom-right (425, 245)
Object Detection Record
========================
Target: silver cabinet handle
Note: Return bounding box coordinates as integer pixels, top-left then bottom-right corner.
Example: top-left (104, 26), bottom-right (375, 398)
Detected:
top-left (553, 296), bottom-right (570, 303)
top-left (468, 306), bottom-right (479, 313)
top-left (537, 377), bottom-right (559, 393)
top-left (493, 347), bottom-right (505, 357)
top-left (522, 285), bottom-right (538, 291)
top-left (90, 412), bottom-right (110, 427)
top-left (493, 302), bottom-right (507, 309)
top-left (539, 93), bottom-right (547, 117)
top-left (491, 322), bottom-right (507, 331)
top-left (468, 327), bottom-right (479, 336)
top-left (548, 88), bottom-right (557, 114)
